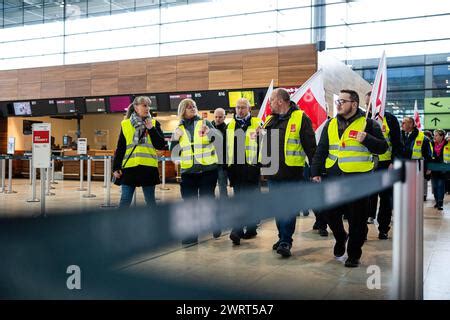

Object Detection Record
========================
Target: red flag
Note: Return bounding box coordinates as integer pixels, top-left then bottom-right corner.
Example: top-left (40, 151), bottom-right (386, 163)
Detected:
top-left (290, 70), bottom-right (327, 140)
top-left (257, 79), bottom-right (274, 123)
top-left (414, 99), bottom-right (421, 129)
top-left (371, 51), bottom-right (387, 126)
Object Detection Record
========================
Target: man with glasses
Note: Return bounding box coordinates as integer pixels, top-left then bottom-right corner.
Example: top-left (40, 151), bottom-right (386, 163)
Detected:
top-left (311, 89), bottom-right (388, 268)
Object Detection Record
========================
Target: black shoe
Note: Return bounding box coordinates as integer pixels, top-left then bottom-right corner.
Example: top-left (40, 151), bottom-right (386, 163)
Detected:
top-left (276, 243), bottom-right (292, 257)
top-left (181, 237), bottom-right (198, 245)
top-left (434, 203), bottom-right (438, 208)
top-left (229, 231), bottom-right (241, 245)
top-left (242, 231), bottom-right (257, 239)
top-left (319, 228), bottom-right (329, 237)
top-left (334, 234), bottom-right (348, 257)
top-left (438, 206), bottom-right (444, 211)
top-left (312, 222), bottom-right (319, 230)
top-left (378, 232), bottom-right (388, 240)
top-left (424, 195), bottom-right (427, 201)
top-left (345, 257), bottom-right (360, 268)
top-left (213, 230), bottom-right (222, 239)
top-left (302, 211), bottom-right (310, 217)
top-left (272, 240), bottom-right (280, 250)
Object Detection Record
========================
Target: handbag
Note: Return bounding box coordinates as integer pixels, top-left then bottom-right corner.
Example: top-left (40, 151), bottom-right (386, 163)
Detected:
top-left (112, 128), bottom-right (147, 186)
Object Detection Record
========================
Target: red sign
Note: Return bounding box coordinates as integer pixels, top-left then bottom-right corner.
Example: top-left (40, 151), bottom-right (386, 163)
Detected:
top-left (290, 124), bottom-right (296, 132)
top-left (348, 130), bottom-right (358, 139)
top-left (33, 130), bottom-right (49, 143)
top-left (416, 140), bottom-right (422, 146)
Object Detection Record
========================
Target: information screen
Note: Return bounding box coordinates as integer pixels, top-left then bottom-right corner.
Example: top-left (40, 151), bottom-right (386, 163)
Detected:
top-left (109, 96), bottom-right (131, 113)
top-left (56, 100), bottom-right (76, 114)
top-left (86, 98), bottom-right (106, 113)
top-left (228, 91), bottom-right (255, 108)
top-left (170, 93), bottom-right (192, 111)
top-left (13, 102), bottom-right (32, 115)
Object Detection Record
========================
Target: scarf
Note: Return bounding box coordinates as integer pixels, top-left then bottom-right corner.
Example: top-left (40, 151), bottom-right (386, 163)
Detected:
top-left (130, 112), bottom-right (147, 145)
top-left (235, 113), bottom-right (251, 127)
top-left (434, 140), bottom-right (445, 157)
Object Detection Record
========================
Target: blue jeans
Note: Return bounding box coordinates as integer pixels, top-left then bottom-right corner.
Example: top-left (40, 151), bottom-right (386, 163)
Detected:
top-left (119, 184), bottom-right (156, 208)
top-left (267, 179), bottom-right (297, 246)
top-left (432, 177), bottom-right (445, 206)
top-left (217, 166), bottom-right (229, 199)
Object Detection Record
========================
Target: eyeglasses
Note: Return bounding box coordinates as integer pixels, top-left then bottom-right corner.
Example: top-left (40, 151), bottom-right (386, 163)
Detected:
top-left (335, 99), bottom-right (355, 106)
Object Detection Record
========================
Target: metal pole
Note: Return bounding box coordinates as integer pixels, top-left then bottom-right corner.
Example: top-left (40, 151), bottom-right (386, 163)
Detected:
top-left (392, 160), bottom-right (419, 300)
top-left (101, 156), bottom-right (116, 208)
top-left (0, 158), bottom-right (5, 193)
top-left (46, 167), bottom-right (55, 196)
top-left (6, 158), bottom-right (17, 194)
top-left (83, 157), bottom-right (96, 198)
top-left (415, 160), bottom-right (424, 300)
top-left (29, 156), bottom-right (32, 185)
top-left (51, 158), bottom-right (58, 184)
top-left (27, 159), bottom-right (39, 202)
top-left (103, 157), bottom-right (107, 188)
top-left (159, 158), bottom-right (170, 191)
top-left (40, 168), bottom-right (46, 217)
top-left (77, 158), bottom-right (86, 191)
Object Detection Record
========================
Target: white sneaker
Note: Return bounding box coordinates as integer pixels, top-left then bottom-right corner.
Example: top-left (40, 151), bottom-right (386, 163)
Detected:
top-left (367, 217), bottom-right (375, 224)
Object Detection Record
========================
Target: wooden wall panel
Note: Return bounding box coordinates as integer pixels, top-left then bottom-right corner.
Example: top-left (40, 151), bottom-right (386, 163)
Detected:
top-left (177, 54), bottom-right (208, 73)
top-left (18, 68), bottom-right (41, 84)
top-left (209, 52), bottom-right (243, 71)
top-left (209, 70), bottom-right (242, 89)
top-left (278, 44), bottom-right (317, 67)
top-left (91, 78), bottom-right (118, 96)
top-left (243, 48), bottom-right (278, 69)
top-left (41, 81), bottom-right (65, 98)
top-left (118, 75), bottom-right (147, 94)
top-left (64, 64), bottom-right (91, 80)
top-left (147, 56), bottom-right (177, 75)
top-left (0, 70), bottom-right (18, 82)
top-left (278, 64), bottom-right (316, 87)
top-left (41, 67), bottom-right (64, 82)
top-left (243, 67), bottom-right (278, 88)
top-left (0, 80), bottom-right (18, 100)
top-left (91, 62), bottom-right (119, 79)
top-left (65, 79), bottom-right (92, 97)
top-left (18, 82), bottom-right (41, 99)
top-left (119, 59), bottom-right (147, 77)
top-left (147, 73), bottom-right (176, 93)
top-left (176, 72), bottom-right (209, 91)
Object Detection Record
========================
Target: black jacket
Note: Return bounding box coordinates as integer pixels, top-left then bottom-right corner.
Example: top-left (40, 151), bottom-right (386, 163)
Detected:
top-left (262, 103), bottom-right (317, 181)
top-left (113, 120), bottom-right (167, 186)
top-left (400, 128), bottom-right (432, 161)
top-left (227, 115), bottom-right (261, 186)
top-left (310, 111), bottom-right (388, 177)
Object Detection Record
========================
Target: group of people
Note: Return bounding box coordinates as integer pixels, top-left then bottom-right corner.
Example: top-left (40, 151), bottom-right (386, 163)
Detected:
top-left (112, 89), bottom-right (448, 269)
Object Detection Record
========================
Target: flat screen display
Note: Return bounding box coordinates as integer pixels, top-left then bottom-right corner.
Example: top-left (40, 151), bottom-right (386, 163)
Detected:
top-left (209, 90), bottom-right (228, 108)
top-left (170, 93), bottom-right (192, 111)
top-left (30, 100), bottom-right (58, 116)
top-left (56, 100), bottom-right (76, 114)
top-left (109, 96), bottom-right (131, 113)
top-left (86, 98), bottom-right (106, 113)
top-left (23, 120), bottom-right (43, 135)
top-left (13, 102), bottom-right (32, 116)
top-left (149, 95), bottom-right (157, 111)
top-left (228, 91), bottom-right (255, 108)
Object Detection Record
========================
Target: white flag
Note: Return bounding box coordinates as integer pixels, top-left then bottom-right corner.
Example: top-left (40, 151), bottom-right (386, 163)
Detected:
top-left (257, 79), bottom-right (274, 123)
top-left (413, 99), bottom-right (421, 129)
top-left (371, 51), bottom-right (387, 126)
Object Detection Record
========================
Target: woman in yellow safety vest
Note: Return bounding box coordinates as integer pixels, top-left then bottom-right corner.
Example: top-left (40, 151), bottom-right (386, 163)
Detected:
top-left (113, 96), bottom-right (167, 208)
top-left (430, 129), bottom-right (450, 210)
top-left (170, 98), bottom-right (219, 245)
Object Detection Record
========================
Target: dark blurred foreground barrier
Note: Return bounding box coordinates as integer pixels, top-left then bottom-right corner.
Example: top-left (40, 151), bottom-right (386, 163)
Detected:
top-left (0, 160), bottom-right (422, 299)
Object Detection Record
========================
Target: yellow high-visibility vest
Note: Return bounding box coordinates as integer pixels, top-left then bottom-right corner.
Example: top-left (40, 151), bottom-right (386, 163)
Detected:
top-left (411, 131), bottom-right (425, 160)
top-left (261, 110), bottom-right (306, 167)
top-left (226, 117), bottom-right (261, 165)
top-left (378, 117), bottom-right (392, 162)
top-left (121, 118), bottom-right (158, 168)
top-left (444, 144), bottom-right (450, 164)
top-left (326, 117), bottom-right (374, 173)
top-left (178, 121), bottom-right (218, 170)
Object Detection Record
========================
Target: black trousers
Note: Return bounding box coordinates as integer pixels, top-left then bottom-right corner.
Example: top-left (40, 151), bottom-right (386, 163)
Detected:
top-left (313, 210), bottom-right (328, 230)
top-left (231, 180), bottom-right (260, 236)
top-left (324, 197), bottom-right (369, 260)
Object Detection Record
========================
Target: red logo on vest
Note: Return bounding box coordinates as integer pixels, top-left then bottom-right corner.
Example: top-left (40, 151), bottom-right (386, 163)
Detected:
top-left (348, 130), bottom-right (358, 139)
top-left (416, 140), bottom-right (422, 146)
top-left (382, 125), bottom-right (386, 133)
top-left (290, 124), bottom-right (296, 132)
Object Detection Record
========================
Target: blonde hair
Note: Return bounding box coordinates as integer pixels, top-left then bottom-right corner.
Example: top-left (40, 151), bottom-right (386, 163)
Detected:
top-left (125, 96), bottom-right (152, 119)
top-left (177, 98), bottom-right (197, 120)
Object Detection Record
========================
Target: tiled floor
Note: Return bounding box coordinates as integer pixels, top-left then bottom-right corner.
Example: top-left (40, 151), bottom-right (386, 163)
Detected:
top-left (1, 178), bottom-right (449, 299)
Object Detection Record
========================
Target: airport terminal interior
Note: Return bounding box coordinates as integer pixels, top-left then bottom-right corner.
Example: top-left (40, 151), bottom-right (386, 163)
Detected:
top-left (0, 0), bottom-right (449, 300)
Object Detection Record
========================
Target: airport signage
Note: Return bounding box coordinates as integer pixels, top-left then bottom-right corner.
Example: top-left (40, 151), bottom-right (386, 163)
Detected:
top-left (32, 123), bottom-right (51, 168)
